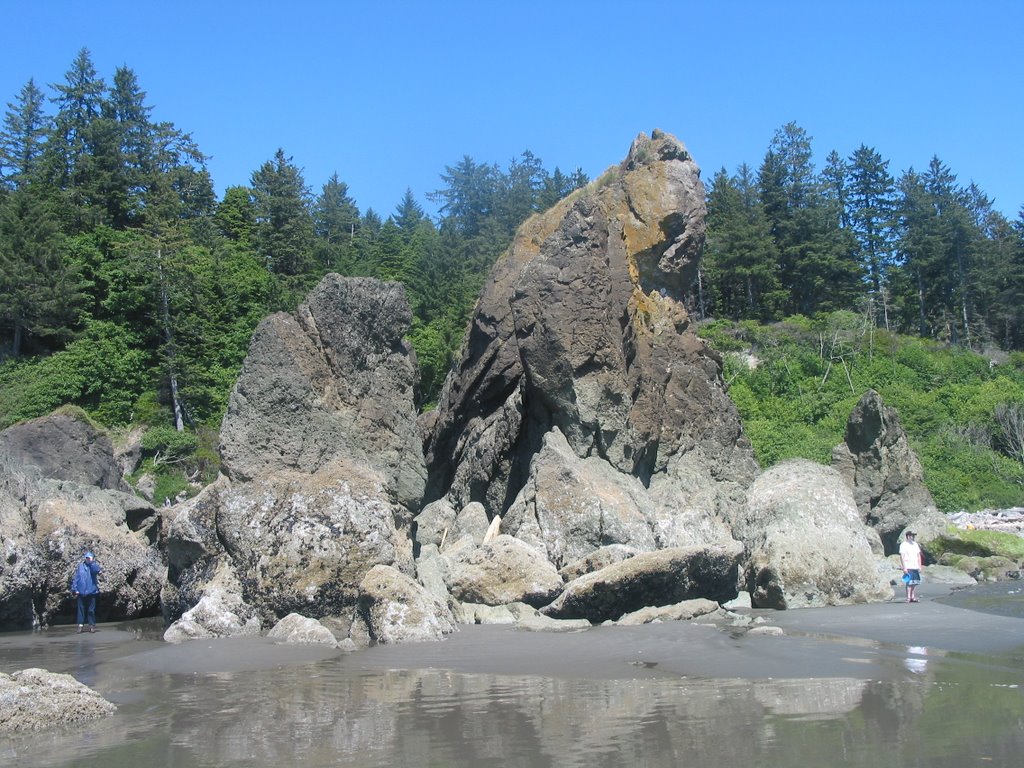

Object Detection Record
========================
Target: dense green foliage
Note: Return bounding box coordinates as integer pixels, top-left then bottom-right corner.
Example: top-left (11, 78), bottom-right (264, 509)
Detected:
top-left (1, 53), bottom-right (1022, 512)
top-left (696, 123), bottom-right (1024, 350)
top-left (702, 314), bottom-right (1024, 512)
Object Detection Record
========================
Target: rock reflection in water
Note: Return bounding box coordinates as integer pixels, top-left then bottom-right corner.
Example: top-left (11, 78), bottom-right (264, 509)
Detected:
top-left (3, 642), bottom-right (1024, 768)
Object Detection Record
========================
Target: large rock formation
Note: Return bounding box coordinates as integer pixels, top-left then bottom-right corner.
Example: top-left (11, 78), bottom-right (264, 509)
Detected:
top-left (732, 460), bottom-right (893, 609)
top-left (832, 389), bottom-right (945, 553)
top-left (163, 276), bottom-right (430, 637)
top-left (0, 411), bottom-right (164, 630)
top-left (422, 130), bottom-right (756, 564)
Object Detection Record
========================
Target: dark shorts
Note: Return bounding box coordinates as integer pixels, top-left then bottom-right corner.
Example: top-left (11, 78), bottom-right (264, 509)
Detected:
top-left (906, 570), bottom-right (921, 586)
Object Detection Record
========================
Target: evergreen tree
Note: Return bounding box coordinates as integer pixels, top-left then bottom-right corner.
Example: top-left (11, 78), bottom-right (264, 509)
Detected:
top-left (0, 186), bottom-right (85, 355)
top-left (0, 78), bottom-right (49, 188)
top-left (250, 148), bottom-right (314, 276)
top-left (393, 187), bottom-right (426, 233)
top-left (314, 173), bottom-right (359, 246)
top-left (703, 165), bottom-right (782, 320)
top-left (44, 48), bottom-right (107, 228)
top-left (215, 185), bottom-right (256, 246)
top-left (847, 145), bottom-right (897, 320)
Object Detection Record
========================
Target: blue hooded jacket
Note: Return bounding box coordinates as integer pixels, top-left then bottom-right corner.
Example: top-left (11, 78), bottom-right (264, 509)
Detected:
top-left (71, 559), bottom-right (101, 595)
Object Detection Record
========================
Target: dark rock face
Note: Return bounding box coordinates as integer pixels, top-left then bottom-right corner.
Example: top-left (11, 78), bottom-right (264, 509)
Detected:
top-left (0, 413), bottom-right (163, 629)
top-left (165, 276), bottom-right (424, 631)
top-left (0, 411), bottom-right (127, 492)
top-left (220, 275), bottom-right (425, 511)
top-left (423, 131), bottom-right (757, 549)
top-left (831, 389), bottom-right (944, 553)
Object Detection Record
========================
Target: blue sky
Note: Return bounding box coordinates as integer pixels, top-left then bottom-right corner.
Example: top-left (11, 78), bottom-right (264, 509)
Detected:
top-left (3, 1), bottom-right (1021, 218)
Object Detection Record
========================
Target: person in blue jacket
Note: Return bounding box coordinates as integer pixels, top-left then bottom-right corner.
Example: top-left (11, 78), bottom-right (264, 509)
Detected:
top-left (71, 551), bottom-right (102, 633)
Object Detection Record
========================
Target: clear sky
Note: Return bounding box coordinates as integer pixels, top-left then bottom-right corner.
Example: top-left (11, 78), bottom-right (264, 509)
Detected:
top-left (3, 1), bottom-right (1021, 219)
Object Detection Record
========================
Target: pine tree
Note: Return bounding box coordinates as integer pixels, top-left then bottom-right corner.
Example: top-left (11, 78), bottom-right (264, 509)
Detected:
top-left (0, 186), bottom-right (85, 355)
top-left (0, 78), bottom-right (49, 188)
top-left (250, 148), bottom-right (314, 276)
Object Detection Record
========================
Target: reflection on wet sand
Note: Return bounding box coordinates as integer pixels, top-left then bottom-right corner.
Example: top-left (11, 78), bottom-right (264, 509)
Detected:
top-left (2, 618), bottom-right (1023, 768)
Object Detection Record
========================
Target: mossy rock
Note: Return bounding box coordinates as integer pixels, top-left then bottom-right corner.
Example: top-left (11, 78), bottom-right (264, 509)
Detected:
top-left (927, 530), bottom-right (1024, 561)
top-left (951, 555), bottom-right (1017, 581)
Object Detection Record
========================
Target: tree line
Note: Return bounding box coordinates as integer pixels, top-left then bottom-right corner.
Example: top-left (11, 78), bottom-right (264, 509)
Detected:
top-left (696, 122), bottom-right (1024, 351)
top-left (2, 51), bottom-right (1022, 460)
top-left (0, 49), bottom-right (587, 439)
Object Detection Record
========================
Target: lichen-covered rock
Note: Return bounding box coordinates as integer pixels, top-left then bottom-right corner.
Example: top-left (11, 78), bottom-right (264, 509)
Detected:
top-left (503, 429), bottom-right (657, 567)
top-left (356, 564), bottom-right (457, 644)
top-left (542, 542), bottom-right (742, 623)
top-left (164, 276), bottom-right (425, 628)
top-left (267, 613), bottom-right (339, 647)
top-left (0, 410), bottom-right (128, 491)
top-left (0, 412), bottom-right (163, 630)
top-left (443, 534), bottom-right (564, 607)
top-left (0, 668), bottom-right (116, 733)
top-left (163, 562), bottom-right (261, 643)
top-left (219, 275), bottom-right (425, 512)
top-left (423, 130), bottom-right (757, 529)
top-left (832, 390), bottom-right (945, 553)
top-left (735, 459), bottom-right (893, 609)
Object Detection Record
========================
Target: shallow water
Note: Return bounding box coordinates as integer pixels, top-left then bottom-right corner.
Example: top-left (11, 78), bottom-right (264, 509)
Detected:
top-left (2, 598), bottom-right (1023, 768)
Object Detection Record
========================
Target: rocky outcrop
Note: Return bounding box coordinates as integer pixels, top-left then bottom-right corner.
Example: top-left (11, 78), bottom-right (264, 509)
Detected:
top-left (423, 130), bottom-right (755, 567)
top-left (0, 668), bottom-right (116, 733)
top-left (356, 564), bottom-right (457, 644)
top-left (220, 275), bottom-right (425, 510)
top-left (733, 460), bottom-right (893, 609)
top-left (541, 542), bottom-right (742, 623)
top-left (0, 409), bottom-right (128, 492)
top-left (832, 390), bottom-right (945, 553)
top-left (163, 276), bottom-right (422, 634)
top-left (0, 412), bottom-right (163, 630)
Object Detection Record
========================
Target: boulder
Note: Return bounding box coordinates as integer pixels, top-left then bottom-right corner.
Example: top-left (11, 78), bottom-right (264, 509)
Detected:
top-left (164, 276), bottom-right (425, 628)
top-left (506, 602), bottom-right (592, 632)
top-left (541, 542), bottom-right (743, 623)
top-left (734, 460), bottom-right (893, 609)
top-left (0, 668), bottom-right (116, 733)
top-left (0, 409), bottom-right (128, 492)
top-left (443, 534), bottom-right (564, 607)
top-left (831, 390), bottom-right (945, 553)
top-left (423, 130), bottom-right (757, 531)
top-left (0, 412), bottom-right (164, 630)
top-left (267, 613), bottom-right (339, 647)
top-left (356, 564), bottom-right (457, 644)
top-left (502, 429), bottom-right (657, 568)
top-left (616, 597), bottom-right (722, 625)
top-left (559, 544), bottom-right (641, 581)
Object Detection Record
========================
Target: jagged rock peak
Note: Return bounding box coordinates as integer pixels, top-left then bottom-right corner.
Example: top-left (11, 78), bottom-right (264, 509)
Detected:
top-left (424, 130), bottom-right (756, 531)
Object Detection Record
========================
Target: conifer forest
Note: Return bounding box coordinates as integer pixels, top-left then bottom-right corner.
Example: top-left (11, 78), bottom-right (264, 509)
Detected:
top-left (2, 51), bottom-right (1023, 511)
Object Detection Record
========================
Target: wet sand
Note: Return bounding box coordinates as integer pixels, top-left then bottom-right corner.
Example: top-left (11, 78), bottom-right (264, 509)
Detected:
top-left (3, 580), bottom-right (1020, 682)
top-left (2, 582), bottom-right (1023, 768)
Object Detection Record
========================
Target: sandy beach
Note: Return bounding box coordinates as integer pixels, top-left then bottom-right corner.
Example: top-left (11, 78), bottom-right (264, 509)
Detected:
top-left (2, 581), bottom-right (1023, 768)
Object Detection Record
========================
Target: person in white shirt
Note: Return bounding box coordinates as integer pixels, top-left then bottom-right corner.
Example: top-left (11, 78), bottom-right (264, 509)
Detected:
top-left (899, 530), bottom-right (923, 603)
